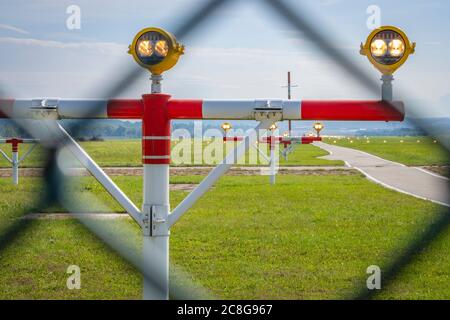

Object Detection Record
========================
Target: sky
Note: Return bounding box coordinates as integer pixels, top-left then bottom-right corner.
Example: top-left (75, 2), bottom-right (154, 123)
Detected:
top-left (0, 0), bottom-right (449, 119)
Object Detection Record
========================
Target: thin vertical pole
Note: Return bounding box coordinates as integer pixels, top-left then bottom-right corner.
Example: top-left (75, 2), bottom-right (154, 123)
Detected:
top-left (269, 136), bottom-right (276, 185)
top-left (381, 74), bottom-right (393, 101)
top-left (287, 71), bottom-right (291, 100)
top-left (287, 72), bottom-right (292, 135)
top-left (269, 146), bottom-right (276, 185)
top-left (12, 151), bottom-right (18, 185)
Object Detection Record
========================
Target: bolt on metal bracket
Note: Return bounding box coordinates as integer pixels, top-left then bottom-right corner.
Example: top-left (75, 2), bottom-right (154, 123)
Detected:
top-left (253, 100), bottom-right (283, 122)
top-left (29, 99), bottom-right (59, 120)
top-left (143, 204), bottom-right (170, 237)
top-left (254, 99), bottom-right (283, 109)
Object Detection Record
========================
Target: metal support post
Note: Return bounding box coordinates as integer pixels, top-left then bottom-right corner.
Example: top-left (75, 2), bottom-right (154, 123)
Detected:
top-left (6, 139), bottom-right (24, 185)
top-left (269, 137), bottom-right (276, 185)
top-left (151, 74), bottom-right (163, 94)
top-left (381, 74), bottom-right (394, 101)
top-left (142, 165), bottom-right (170, 300)
top-left (142, 83), bottom-right (171, 300)
top-left (12, 150), bottom-right (18, 185)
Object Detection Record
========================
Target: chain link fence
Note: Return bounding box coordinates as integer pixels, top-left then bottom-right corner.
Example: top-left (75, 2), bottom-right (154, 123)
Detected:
top-left (0, 0), bottom-right (448, 300)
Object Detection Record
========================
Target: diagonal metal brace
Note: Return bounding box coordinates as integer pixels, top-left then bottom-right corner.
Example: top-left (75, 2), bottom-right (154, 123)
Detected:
top-left (169, 118), bottom-right (278, 227)
top-left (43, 121), bottom-right (144, 227)
top-left (0, 147), bottom-right (12, 163)
top-left (18, 143), bottom-right (37, 163)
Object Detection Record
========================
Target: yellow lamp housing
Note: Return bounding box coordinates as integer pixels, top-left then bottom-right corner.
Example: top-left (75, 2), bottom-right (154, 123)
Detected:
top-left (313, 122), bottom-right (324, 132)
top-left (221, 122), bottom-right (232, 133)
top-left (360, 26), bottom-right (415, 75)
top-left (129, 27), bottom-right (184, 75)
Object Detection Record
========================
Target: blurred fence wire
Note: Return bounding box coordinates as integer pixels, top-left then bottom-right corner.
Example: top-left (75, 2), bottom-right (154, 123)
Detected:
top-left (0, 0), bottom-right (448, 300)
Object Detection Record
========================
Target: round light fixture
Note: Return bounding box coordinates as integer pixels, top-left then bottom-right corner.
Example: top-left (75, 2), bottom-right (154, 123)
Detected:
top-left (221, 122), bottom-right (232, 133)
top-left (360, 26), bottom-right (415, 75)
top-left (129, 27), bottom-right (184, 75)
top-left (313, 122), bottom-right (324, 136)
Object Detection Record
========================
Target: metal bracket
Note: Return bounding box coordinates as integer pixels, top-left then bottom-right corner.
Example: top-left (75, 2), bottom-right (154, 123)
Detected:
top-left (151, 74), bottom-right (163, 94)
top-left (381, 74), bottom-right (394, 101)
top-left (254, 99), bottom-right (282, 109)
top-left (253, 101), bottom-right (283, 122)
top-left (253, 99), bottom-right (283, 123)
top-left (29, 99), bottom-right (59, 120)
top-left (143, 204), bottom-right (170, 237)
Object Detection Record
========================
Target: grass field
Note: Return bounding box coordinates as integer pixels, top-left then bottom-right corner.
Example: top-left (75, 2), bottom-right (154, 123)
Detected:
top-left (0, 174), bottom-right (448, 299)
top-left (2, 136), bottom-right (447, 169)
top-left (326, 136), bottom-right (449, 166)
top-left (0, 139), bottom-right (343, 168)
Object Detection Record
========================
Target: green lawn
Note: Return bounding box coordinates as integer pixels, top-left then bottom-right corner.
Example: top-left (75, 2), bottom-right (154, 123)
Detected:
top-left (0, 139), bottom-right (343, 168)
top-left (0, 174), bottom-right (448, 299)
top-left (326, 136), bottom-right (449, 166)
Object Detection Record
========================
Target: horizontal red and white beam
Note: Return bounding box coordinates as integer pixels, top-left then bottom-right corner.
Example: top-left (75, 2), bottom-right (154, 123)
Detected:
top-left (223, 136), bottom-right (243, 142)
top-left (0, 138), bottom-right (39, 144)
top-left (259, 136), bottom-right (322, 145)
top-left (0, 98), bottom-right (404, 121)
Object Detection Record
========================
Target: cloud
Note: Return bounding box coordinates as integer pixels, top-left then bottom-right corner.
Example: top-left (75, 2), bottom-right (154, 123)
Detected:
top-left (187, 46), bottom-right (311, 60)
top-left (0, 37), bottom-right (127, 55)
top-left (0, 24), bottom-right (29, 35)
top-left (317, 0), bottom-right (343, 6)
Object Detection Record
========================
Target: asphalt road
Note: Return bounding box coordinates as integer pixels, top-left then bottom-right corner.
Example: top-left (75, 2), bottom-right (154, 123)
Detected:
top-left (315, 141), bottom-right (450, 206)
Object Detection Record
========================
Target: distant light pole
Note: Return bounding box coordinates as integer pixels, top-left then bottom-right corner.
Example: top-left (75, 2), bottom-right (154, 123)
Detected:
top-left (221, 122), bottom-right (241, 142)
top-left (220, 122), bottom-right (242, 164)
top-left (313, 122), bottom-right (324, 137)
top-left (282, 71), bottom-right (298, 135)
top-left (267, 123), bottom-right (279, 185)
top-left (0, 138), bottom-right (39, 185)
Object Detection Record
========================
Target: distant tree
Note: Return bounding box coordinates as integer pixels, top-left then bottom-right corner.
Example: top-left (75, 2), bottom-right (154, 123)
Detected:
top-left (114, 126), bottom-right (127, 137)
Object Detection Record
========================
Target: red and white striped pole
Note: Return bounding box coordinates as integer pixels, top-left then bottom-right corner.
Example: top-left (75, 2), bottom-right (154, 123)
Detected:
top-left (141, 78), bottom-right (172, 300)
